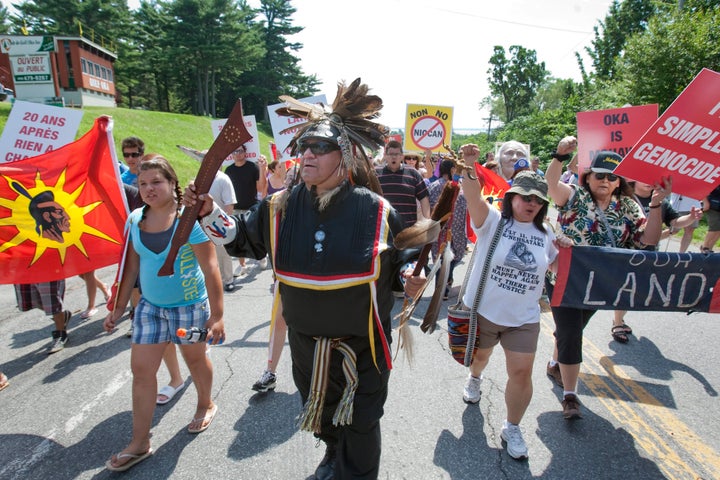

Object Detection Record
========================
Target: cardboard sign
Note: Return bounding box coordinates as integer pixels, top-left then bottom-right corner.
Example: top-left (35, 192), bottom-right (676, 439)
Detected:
top-left (404, 104), bottom-right (453, 153)
top-left (266, 95), bottom-right (327, 161)
top-left (576, 104), bottom-right (658, 174)
top-left (551, 246), bottom-right (720, 313)
top-left (614, 68), bottom-right (720, 199)
top-left (211, 115), bottom-right (259, 166)
top-left (0, 100), bottom-right (83, 163)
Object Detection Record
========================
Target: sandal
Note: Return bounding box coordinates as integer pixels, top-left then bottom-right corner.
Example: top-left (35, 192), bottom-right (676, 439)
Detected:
top-left (618, 323), bottom-right (632, 335)
top-left (611, 325), bottom-right (629, 343)
top-left (188, 404), bottom-right (218, 434)
top-left (0, 372), bottom-right (9, 392)
top-left (105, 448), bottom-right (153, 472)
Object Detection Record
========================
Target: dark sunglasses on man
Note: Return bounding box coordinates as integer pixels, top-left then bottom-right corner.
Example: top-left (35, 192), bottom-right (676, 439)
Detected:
top-left (297, 140), bottom-right (340, 156)
top-left (123, 152), bottom-right (142, 158)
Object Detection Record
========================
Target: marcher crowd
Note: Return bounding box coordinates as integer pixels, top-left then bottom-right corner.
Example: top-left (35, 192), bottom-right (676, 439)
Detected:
top-left (4, 78), bottom-right (719, 479)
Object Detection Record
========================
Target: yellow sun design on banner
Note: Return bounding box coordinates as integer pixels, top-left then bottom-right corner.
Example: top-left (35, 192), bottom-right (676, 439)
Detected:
top-left (0, 169), bottom-right (116, 264)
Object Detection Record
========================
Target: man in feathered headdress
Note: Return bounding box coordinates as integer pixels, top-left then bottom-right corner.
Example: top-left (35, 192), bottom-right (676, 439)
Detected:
top-left (185, 78), bottom-right (417, 479)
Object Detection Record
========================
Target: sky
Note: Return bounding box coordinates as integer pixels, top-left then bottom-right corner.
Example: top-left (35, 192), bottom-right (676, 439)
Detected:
top-left (11, 0), bottom-right (616, 130)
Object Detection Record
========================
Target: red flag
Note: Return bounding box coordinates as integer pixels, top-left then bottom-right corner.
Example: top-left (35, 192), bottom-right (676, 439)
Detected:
top-left (474, 163), bottom-right (509, 209)
top-left (466, 163), bottom-right (509, 242)
top-left (0, 117), bottom-right (127, 284)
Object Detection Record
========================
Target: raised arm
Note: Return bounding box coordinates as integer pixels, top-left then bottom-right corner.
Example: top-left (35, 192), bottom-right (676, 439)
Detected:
top-left (458, 144), bottom-right (490, 229)
top-left (546, 136), bottom-right (577, 208)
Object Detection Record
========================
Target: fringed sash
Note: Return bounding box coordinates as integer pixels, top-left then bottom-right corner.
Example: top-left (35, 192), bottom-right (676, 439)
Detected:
top-left (297, 337), bottom-right (359, 433)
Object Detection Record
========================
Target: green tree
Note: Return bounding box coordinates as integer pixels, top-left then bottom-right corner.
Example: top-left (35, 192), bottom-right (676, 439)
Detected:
top-left (620, 7), bottom-right (720, 110)
top-left (584, 0), bottom-right (656, 82)
top-left (486, 45), bottom-right (548, 123)
top-left (163, 0), bottom-right (263, 116)
top-left (232, 0), bottom-right (319, 120)
top-left (0, 7), bottom-right (10, 34)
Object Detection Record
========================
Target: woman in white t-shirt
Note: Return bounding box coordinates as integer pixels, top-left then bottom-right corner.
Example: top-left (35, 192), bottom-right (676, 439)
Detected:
top-left (455, 144), bottom-right (570, 461)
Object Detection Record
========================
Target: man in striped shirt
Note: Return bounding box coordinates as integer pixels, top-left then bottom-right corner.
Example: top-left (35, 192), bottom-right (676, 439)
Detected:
top-left (376, 140), bottom-right (430, 228)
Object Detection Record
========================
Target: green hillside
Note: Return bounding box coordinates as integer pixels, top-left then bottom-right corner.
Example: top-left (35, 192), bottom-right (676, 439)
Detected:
top-left (0, 102), bottom-right (274, 184)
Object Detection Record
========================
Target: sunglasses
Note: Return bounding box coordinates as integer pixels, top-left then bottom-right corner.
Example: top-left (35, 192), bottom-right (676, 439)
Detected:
top-left (123, 152), bottom-right (142, 158)
top-left (518, 194), bottom-right (546, 205)
top-left (297, 140), bottom-right (340, 155)
top-left (404, 157), bottom-right (417, 161)
top-left (594, 172), bottom-right (619, 181)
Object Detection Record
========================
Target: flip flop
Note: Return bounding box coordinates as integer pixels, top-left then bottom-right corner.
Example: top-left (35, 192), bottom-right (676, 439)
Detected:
top-left (80, 308), bottom-right (98, 319)
top-left (156, 383), bottom-right (186, 405)
top-left (188, 404), bottom-right (218, 434)
top-left (105, 448), bottom-right (153, 472)
top-left (0, 373), bottom-right (9, 392)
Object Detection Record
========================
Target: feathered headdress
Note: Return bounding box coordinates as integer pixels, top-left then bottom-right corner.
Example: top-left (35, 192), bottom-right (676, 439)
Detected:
top-left (275, 78), bottom-right (389, 194)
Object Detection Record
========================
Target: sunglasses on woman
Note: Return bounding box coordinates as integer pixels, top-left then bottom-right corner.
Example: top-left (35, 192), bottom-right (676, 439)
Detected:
top-left (297, 140), bottom-right (340, 155)
top-left (594, 172), bottom-right (619, 182)
top-left (518, 194), bottom-right (546, 205)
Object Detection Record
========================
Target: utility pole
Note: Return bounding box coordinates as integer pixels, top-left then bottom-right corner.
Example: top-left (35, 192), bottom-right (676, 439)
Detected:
top-left (483, 114), bottom-right (498, 139)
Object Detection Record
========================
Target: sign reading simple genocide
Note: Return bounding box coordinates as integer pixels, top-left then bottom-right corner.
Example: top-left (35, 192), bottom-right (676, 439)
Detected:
top-left (267, 95), bottom-right (327, 161)
top-left (0, 101), bottom-right (83, 163)
top-left (551, 246), bottom-right (720, 313)
top-left (576, 104), bottom-right (658, 175)
top-left (211, 115), bottom-right (259, 166)
top-left (404, 104), bottom-right (453, 153)
top-left (614, 68), bottom-right (720, 199)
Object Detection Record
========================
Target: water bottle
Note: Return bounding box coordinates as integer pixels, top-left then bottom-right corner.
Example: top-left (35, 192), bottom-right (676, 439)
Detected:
top-left (177, 327), bottom-right (223, 344)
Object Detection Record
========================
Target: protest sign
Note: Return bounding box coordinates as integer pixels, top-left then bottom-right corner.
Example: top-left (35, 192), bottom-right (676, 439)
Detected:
top-left (551, 246), bottom-right (720, 313)
top-left (267, 95), bottom-right (326, 161)
top-left (404, 104), bottom-right (453, 153)
top-left (576, 104), bottom-right (658, 174)
top-left (0, 100), bottom-right (83, 163)
top-left (614, 68), bottom-right (720, 199)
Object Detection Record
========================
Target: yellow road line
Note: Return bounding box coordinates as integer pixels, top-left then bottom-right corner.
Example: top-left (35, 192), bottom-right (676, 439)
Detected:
top-left (540, 313), bottom-right (719, 480)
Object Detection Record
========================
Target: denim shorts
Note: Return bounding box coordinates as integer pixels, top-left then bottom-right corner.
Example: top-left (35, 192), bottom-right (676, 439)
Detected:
top-left (132, 297), bottom-right (210, 345)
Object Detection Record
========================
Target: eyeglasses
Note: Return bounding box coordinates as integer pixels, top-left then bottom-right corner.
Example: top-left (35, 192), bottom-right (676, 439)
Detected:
top-left (297, 140), bottom-right (340, 156)
top-left (594, 172), bottom-right (619, 182)
top-left (123, 152), bottom-right (142, 158)
top-left (404, 157), bottom-right (417, 161)
top-left (518, 194), bottom-right (545, 205)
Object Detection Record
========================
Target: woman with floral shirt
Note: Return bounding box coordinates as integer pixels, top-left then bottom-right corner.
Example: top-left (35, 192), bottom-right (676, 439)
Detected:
top-left (543, 137), bottom-right (670, 420)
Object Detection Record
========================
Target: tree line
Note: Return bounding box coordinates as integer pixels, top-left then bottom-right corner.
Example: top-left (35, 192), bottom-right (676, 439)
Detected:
top-left (0, 0), bottom-right (319, 119)
top-left (462, 0), bottom-right (719, 164)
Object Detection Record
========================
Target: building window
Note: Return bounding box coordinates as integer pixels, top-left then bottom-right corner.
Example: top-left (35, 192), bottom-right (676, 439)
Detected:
top-left (94, 64), bottom-right (100, 77)
top-left (81, 58), bottom-right (87, 73)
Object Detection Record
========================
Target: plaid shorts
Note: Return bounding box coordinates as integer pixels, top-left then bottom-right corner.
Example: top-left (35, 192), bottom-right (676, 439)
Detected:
top-left (14, 281), bottom-right (66, 315)
top-left (132, 297), bottom-right (210, 345)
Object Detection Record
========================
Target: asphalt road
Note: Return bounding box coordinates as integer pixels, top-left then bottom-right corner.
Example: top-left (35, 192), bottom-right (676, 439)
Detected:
top-left (0, 235), bottom-right (719, 480)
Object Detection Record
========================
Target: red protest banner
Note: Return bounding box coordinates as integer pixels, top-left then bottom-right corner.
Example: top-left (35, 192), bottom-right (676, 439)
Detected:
top-left (576, 104), bottom-right (658, 174)
top-left (614, 68), bottom-right (720, 199)
top-left (0, 117), bottom-right (127, 283)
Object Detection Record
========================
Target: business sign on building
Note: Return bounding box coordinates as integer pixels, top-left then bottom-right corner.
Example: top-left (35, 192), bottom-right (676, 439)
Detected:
top-left (0, 35), bottom-right (57, 97)
top-left (10, 53), bottom-right (52, 83)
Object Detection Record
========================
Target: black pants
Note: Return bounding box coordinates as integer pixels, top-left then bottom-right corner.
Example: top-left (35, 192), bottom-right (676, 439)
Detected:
top-left (545, 278), bottom-right (597, 364)
top-left (289, 328), bottom-right (390, 480)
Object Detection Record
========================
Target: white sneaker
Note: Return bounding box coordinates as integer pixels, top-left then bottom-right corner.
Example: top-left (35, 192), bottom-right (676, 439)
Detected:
top-left (501, 423), bottom-right (528, 460)
top-left (462, 374), bottom-right (482, 404)
top-left (258, 257), bottom-right (268, 269)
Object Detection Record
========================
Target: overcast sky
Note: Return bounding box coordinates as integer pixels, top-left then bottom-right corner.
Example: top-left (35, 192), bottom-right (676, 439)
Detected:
top-left (10, 0), bottom-right (616, 129)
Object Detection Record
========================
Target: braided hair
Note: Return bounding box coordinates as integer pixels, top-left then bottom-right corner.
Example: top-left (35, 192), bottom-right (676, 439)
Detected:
top-left (138, 155), bottom-right (182, 225)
